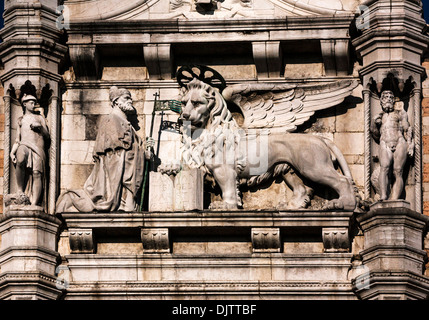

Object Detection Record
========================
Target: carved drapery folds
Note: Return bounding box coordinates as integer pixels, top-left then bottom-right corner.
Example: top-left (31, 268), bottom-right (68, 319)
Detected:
top-left (55, 86), bottom-right (151, 213)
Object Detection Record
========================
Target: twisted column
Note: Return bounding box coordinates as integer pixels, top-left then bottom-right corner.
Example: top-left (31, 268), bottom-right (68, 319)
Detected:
top-left (363, 89), bottom-right (371, 200)
top-left (3, 95), bottom-right (11, 208)
top-left (413, 88), bottom-right (422, 213)
top-left (48, 96), bottom-right (59, 215)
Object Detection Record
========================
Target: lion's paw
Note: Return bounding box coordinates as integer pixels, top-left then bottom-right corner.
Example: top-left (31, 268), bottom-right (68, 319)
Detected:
top-left (277, 196), bottom-right (311, 210)
top-left (322, 199), bottom-right (345, 211)
top-left (276, 201), bottom-right (289, 210)
top-left (209, 201), bottom-right (238, 210)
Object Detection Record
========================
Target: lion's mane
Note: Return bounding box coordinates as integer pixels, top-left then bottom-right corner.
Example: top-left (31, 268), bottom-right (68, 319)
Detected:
top-left (179, 79), bottom-right (247, 205)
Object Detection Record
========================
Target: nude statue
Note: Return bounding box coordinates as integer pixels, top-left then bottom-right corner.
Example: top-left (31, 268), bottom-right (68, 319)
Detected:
top-left (10, 94), bottom-right (50, 206)
top-left (370, 90), bottom-right (414, 200)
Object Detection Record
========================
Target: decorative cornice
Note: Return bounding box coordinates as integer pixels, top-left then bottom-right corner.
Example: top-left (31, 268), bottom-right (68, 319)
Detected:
top-left (0, 207), bottom-right (62, 225)
top-left (66, 15), bottom-right (355, 35)
top-left (60, 210), bottom-right (355, 229)
top-left (64, 280), bottom-right (354, 293)
top-left (357, 60), bottom-right (427, 79)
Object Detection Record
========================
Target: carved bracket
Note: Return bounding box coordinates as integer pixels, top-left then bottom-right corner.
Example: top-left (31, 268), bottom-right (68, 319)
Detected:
top-left (69, 44), bottom-right (100, 81)
top-left (141, 228), bottom-right (170, 254)
top-left (252, 41), bottom-right (283, 79)
top-left (320, 39), bottom-right (350, 76)
top-left (69, 228), bottom-right (95, 254)
top-left (322, 228), bottom-right (350, 253)
top-left (143, 44), bottom-right (172, 80)
top-left (251, 228), bottom-right (281, 253)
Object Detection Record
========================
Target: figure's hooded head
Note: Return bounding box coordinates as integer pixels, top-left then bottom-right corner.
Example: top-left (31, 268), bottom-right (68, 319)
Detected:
top-left (109, 86), bottom-right (134, 114)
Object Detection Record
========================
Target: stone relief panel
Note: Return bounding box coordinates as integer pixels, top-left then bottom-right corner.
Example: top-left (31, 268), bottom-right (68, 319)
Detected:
top-left (63, 0), bottom-right (366, 20)
top-left (169, 65), bottom-right (362, 211)
top-left (56, 63), bottom-right (365, 212)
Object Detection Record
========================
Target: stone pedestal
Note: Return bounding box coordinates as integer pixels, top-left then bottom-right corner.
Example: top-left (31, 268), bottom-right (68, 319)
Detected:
top-left (352, 200), bottom-right (429, 300)
top-left (59, 209), bottom-right (358, 299)
top-left (0, 206), bottom-right (62, 300)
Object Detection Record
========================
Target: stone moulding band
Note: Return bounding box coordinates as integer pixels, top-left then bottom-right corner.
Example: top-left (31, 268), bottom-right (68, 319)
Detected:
top-left (60, 210), bottom-right (356, 255)
top-left (60, 210), bottom-right (355, 229)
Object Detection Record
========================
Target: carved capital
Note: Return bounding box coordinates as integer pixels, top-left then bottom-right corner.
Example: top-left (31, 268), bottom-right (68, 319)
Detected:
top-left (251, 228), bottom-right (281, 253)
top-left (141, 228), bottom-right (170, 254)
top-left (322, 228), bottom-right (350, 253)
top-left (69, 229), bottom-right (95, 254)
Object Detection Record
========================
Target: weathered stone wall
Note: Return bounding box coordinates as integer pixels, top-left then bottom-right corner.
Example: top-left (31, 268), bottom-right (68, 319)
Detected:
top-left (59, 61), bottom-right (366, 212)
top-left (1, 0), bottom-right (429, 301)
top-left (422, 59), bottom-right (429, 215)
top-left (0, 82), bottom-right (4, 215)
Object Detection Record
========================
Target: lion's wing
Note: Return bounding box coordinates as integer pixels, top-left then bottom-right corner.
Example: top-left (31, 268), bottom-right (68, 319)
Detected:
top-left (222, 80), bottom-right (359, 132)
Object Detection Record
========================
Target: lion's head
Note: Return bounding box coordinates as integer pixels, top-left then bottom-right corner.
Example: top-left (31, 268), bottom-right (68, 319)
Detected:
top-left (179, 78), bottom-right (234, 131)
top-left (178, 78), bottom-right (245, 174)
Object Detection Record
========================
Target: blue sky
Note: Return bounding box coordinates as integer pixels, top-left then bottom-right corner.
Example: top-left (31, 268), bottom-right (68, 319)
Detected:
top-left (0, 1), bottom-right (3, 29)
top-left (424, 0), bottom-right (429, 23)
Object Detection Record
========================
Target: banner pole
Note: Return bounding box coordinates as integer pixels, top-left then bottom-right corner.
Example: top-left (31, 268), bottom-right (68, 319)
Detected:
top-left (139, 91), bottom-right (159, 212)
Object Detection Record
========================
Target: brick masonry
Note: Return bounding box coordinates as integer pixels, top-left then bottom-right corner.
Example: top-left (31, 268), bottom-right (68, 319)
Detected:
top-left (0, 86), bottom-right (4, 215)
top-left (422, 59), bottom-right (429, 217)
top-left (422, 59), bottom-right (429, 268)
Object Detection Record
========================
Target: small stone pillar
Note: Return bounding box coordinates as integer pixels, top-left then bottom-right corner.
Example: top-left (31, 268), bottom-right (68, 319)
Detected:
top-left (352, 200), bottom-right (429, 300)
top-left (0, 206), bottom-right (63, 300)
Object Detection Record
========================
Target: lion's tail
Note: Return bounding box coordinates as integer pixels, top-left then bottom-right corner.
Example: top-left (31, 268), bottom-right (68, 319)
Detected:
top-left (244, 163), bottom-right (291, 187)
top-left (323, 137), bottom-right (364, 208)
top-left (322, 137), bottom-right (353, 182)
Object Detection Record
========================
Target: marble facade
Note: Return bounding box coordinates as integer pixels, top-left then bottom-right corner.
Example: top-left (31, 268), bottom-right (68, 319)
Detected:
top-left (0, 0), bottom-right (428, 300)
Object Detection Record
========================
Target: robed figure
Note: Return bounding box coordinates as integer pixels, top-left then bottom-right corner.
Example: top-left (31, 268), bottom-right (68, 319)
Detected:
top-left (56, 86), bottom-right (153, 212)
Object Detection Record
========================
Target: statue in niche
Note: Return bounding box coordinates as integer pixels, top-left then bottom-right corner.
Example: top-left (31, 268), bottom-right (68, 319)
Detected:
top-left (370, 90), bottom-right (414, 200)
top-left (56, 86), bottom-right (154, 212)
top-left (8, 94), bottom-right (50, 207)
top-left (173, 65), bottom-right (361, 211)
